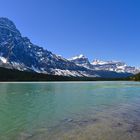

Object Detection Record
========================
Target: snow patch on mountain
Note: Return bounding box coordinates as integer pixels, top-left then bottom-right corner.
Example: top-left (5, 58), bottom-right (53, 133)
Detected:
top-left (0, 56), bottom-right (7, 63)
top-left (69, 54), bottom-right (85, 60)
top-left (68, 54), bottom-right (91, 69)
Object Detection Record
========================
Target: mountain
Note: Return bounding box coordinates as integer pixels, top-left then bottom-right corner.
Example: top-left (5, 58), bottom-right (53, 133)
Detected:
top-left (69, 55), bottom-right (140, 74)
top-left (0, 17), bottom-right (134, 79)
top-left (92, 59), bottom-right (140, 74)
top-left (68, 54), bottom-right (91, 68)
top-left (0, 17), bottom-right (91, 77)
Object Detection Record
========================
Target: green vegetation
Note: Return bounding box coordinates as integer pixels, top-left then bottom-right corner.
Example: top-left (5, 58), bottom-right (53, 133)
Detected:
top-left (129, 73), bottom-right (140, 81)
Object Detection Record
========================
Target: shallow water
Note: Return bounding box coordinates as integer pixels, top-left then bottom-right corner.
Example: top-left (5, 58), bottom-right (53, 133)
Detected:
top-left (0, 81), bottom-right (140, 140)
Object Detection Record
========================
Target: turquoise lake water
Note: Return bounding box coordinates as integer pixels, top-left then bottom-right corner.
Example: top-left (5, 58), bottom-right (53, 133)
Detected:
top-left (0, 81), bottom-right (140, 140)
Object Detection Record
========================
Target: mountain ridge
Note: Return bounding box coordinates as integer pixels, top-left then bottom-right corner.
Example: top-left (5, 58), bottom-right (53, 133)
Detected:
top-left (69, 55), bottom-right (140, 74)
top-left (0, 17), bottom-right (136, 78)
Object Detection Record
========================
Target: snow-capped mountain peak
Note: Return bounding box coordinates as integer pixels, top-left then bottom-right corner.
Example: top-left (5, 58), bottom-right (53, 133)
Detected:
top-left (92, 59), bottom-right (126, 66)
top-left (92, 59), bottom-right (109, 65)
top-left (0, 17), bottom-right (137, 78)
top-left (91, 59), bottom-right (139, 74)
top-left (0, 17), bottom-right (97, 77)
top-left (69, 55), bottom-right (140, 74)
top-left (69, 54), bottom-right (86, 60)
top-left (68, 54), bottom-right (91, 68)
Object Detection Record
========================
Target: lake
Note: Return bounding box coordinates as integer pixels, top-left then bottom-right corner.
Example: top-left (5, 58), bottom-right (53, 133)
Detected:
top-left (0, 81), bottom-right (140, 140)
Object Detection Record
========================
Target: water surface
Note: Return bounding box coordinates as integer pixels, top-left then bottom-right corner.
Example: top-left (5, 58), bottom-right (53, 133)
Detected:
top-left (0, 81), bottom-right (140, 140)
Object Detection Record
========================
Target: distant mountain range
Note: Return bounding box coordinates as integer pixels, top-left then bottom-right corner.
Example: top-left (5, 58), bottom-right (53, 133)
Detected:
top-left (69, 54), bottom-right (140, 74)
top-left (0, 17), bottom-right (139, 79)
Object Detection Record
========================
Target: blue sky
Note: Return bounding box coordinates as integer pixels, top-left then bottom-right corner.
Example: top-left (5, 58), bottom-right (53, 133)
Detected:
top-left (0, 0), bottom-right (140, 67)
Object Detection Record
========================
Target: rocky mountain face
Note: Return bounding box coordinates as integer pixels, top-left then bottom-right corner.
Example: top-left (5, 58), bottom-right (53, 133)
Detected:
top-left (69, 55), bottom-right (140, 74)
top-left (0, 17), bottom-right (135, 78)
top-left (68, 54), bottom-right (91, 68)
top-left (0, 17), bottom-right (89, 77)
top-left (92, 60), bottom-right (140, 74)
